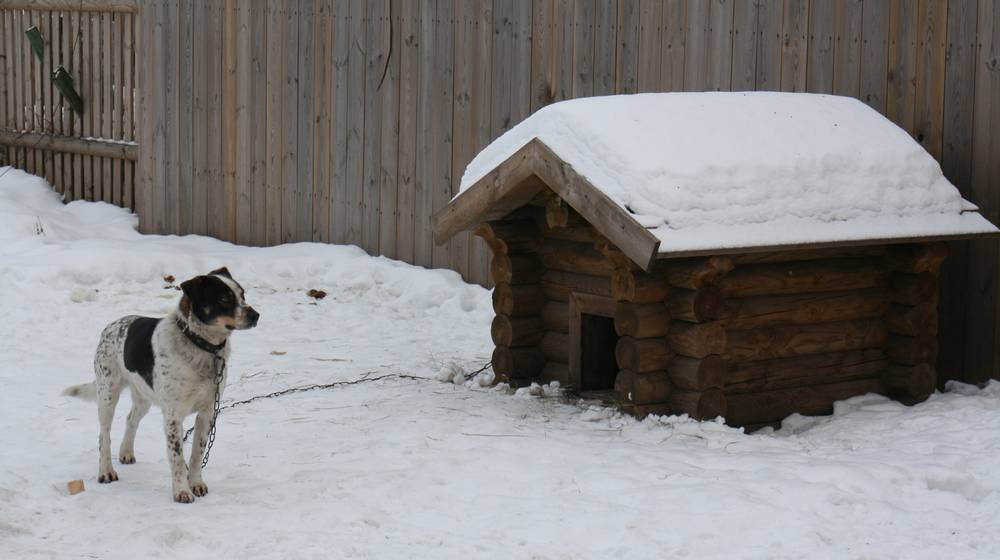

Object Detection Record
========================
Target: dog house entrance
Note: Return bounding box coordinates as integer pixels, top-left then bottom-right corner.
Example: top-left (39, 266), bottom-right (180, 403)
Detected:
top-left (569, 293), bottom-right (619, 400)
top-left (579, 314), bottom-right (618, 392)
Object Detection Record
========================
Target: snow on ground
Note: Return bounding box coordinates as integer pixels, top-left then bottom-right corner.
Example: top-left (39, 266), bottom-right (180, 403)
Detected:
top-left (457, 93), bottom-right (996, 253)
top-left (2, 167), bottom-right (1000, 559)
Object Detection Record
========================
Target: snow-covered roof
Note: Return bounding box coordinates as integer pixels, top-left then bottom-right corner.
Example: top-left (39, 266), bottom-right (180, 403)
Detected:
top-left (440, 92), bottom-right (996, 267)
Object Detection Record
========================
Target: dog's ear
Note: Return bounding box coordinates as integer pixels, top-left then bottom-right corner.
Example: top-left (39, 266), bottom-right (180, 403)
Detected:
top-left (180, 276), bottom-right (205, 300)
top-left (209, 266), bottom-right (232, 279)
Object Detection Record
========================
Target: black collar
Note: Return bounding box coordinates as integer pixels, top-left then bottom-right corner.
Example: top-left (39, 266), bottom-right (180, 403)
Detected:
top-left (175, 316), bottom-right (227, 355)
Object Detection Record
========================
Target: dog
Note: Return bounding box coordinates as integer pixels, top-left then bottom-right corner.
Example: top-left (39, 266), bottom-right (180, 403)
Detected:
top-left (64, 267), bottom-right (259, 503)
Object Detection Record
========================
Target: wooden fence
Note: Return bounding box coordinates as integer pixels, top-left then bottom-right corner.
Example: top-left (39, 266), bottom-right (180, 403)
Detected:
top-left (2, 0), bottom-right (998, 383)
top-left (0, 0), bottom-right (138, 207)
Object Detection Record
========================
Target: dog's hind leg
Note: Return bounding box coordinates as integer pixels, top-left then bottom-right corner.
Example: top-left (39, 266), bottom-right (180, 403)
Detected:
top-left (118, 390), bottom-right (151, 464)
top-left (96, 383), bottom-right (122, 483)
top-left (163, 410), bottom-right (194, 503)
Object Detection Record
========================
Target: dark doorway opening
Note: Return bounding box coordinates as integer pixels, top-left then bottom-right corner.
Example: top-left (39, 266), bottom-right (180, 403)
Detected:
top-left (579, 313), bottom-right (619, 392)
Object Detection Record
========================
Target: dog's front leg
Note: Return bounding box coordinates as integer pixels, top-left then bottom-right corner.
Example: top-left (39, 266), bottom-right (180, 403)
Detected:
top-left (162, 411), bottom-right (194, 503)
top-left (187, 408), bottom-right (213, 497)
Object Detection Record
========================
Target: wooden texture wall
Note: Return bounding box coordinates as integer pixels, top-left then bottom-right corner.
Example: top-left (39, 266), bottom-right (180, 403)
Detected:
top-left (0, 0), bottom-right (138, 207)
top-left (124, 0), bottom-right (1000, 383)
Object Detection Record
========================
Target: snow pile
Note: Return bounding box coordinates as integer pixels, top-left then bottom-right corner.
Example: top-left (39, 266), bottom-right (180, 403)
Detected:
top-left (459, 92), bottom-right (996, 253)
top-left (3, 170), bottom-right (1000, 559)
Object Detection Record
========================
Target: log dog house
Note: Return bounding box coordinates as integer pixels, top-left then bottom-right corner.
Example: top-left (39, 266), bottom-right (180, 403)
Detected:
top-left (431, 94), bottom-right (999, 429)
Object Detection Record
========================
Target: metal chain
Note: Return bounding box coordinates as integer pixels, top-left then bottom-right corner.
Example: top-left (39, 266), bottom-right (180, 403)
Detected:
top-left (200, 355), bottom-right (226, 468)
top-left (182, 361), bottom-right (493, 468)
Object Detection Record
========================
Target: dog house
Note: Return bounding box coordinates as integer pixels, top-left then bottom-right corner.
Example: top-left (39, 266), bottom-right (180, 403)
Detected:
top-left (432, 93), bottom-right (999, 429)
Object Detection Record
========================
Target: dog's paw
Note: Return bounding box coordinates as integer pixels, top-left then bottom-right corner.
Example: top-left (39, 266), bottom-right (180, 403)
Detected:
top-left (98, 470), bottom-right (119, 483)
top-left (119, 453), bottom-right (136, 464)
top-left (190, 482), bottom-right (209, 497)
top-left (173, 490), bottom-right (195, 504)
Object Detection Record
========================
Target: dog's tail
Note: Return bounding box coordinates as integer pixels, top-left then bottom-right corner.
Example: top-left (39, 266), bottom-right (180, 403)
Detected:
top-left (62, 382), bottom-right (97, 401)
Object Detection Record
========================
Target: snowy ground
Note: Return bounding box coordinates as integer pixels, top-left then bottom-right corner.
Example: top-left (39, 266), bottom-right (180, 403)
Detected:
top-left (2, 167), bottom-right (1000, 559)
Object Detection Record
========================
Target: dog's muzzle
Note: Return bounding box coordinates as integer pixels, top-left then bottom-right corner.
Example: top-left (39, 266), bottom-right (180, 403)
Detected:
top-left (244, 307), bottom-right (260, 329)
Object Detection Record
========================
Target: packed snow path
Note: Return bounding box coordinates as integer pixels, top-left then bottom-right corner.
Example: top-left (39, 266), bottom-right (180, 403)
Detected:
top-left (1, 168), bottom-right (999, 559)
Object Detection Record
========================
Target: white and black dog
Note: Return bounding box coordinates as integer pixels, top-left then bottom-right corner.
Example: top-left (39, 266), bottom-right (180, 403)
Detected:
top-left (64, 267), bottom-right (259, 503)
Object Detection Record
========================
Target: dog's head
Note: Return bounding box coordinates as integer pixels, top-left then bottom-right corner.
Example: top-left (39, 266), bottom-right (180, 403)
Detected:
top-left (180, 267), bottom-right (259, 330)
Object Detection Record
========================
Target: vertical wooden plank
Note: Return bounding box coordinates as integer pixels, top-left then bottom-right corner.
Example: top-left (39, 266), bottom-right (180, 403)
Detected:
top-left (177, 1), bottom-right (193, 232)
top-left (71, 10), bottom-right (83, 201)
top-left (330, 0), bottom-right (350, 244)
top-left (414, 0), bottom-right (434, 267)
top-left (14, 9), bottom-right (26, 170)
top-left (312, 0), bottom-right (333, 245)
top-left (149, 3), bottom-right (165, 228)
top-left (706, 0), bottom-right (734, 91)
top-left (552, 0), bottom-right (574, 101)
top-left (452, 0), bottom-right (476, 279)
top-left (637, 0), bottom-right (663, 91)
top-left (886, 0), bottom-right (918, 133)
top-left (755, 0), bottom-right (783, 91)
top-left (731, 0), bottom-right (758, 91)
top-left (913, 0), bottom-right (947, 159)
top-left (344, 0), bottom-right (365, 247)
top-left (247, 2), bottom-right (266, 245)
top-left (136, 0), bottom-right (154, 229)
top-left (42, 10), bottom-right (54, 188)
top-left (468, 0), bottom-right (494, 285)
top-left (780, 0), bottom-right (808, 92)
top-left (234, 0), bottom-right (252, 244)
top-left (658, 0), bottom-right (685, 92)
top-left (102, 9), bottom-right (113, 202)
top-left (2, 11), bottom-right (14, 167)
top-left (112, 12), bottom-right (123, 205)
top-left (616, 0), bottom-right (639, 93)
top-left (860, 0), bottom-right (890, 112)
top-left (572, 0), bottom-right (595, 98)
top-left (123, 12), bottom-right (134, 209)
top-left (531, 0), bottom-right (553, 112)
top-left (190, 0), bottom-right (208, 235)
top-left (295, 0), bottom-right (315, 243)
top-left (938, 0), bottom-right (978, 381)
top-left (511, 0), bottom-right (532, 121)
top-left (964, 0), bottom-right (1000, 383)
top-left (280, 0), bottom-right (299, 243)
top-left (683, 0), bottom-right (708, 90)
top-left (264, 0), bottom-right (283, 245)
top-left (593, 0), bottom-right (617, 95)
top-left (430, 0), bottom-right (455, 269)
top-left (377, 0), bottom-right (400, 259)
top-left (361, 0), bottom-right (384, 254)
top-left (832, 0), bottom-right (863, 96)
top-left (395, 0), bottom-right (417, 262)
top-left (222, 0), bottom-right (237, 240)
top-left (806, 0), bottom-right (834, 93)
top-left (31, 10), bottom-right (42, 175)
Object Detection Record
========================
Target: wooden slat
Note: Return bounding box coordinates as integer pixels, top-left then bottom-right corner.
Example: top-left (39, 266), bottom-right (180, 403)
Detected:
top-left (805, 0), bottom-right (833, 93)
top-left (431, 0), bottom-right (455, 268)
top-left (111, 10), bottom-right (123, 204)
top-left (394, 0), bottom-right (417, 262)
top-left (0, 130), bottom-right (136, 158)
top-left (344, 0), bottom-right (364, 247)
top-left (280, 0), bottom-right (298, 243)
top-left (779, 0), bottom-right (808, 92)
top-left (636, 0), bottom-right (662, 92)
top-left (730, 0), bottom-right (757, 91)
top-left (123, 12), bottom-right (134, 208)
top-left (659, 0), bottom-right (685, 91)
top-left (592, 0), bottom-right (616, 95)
top-left (248, 2), bottom-right (266, 244)
top-left (311, 0), bottom-right (332, 245)
top-left (329, 0), bottom-right (349, 244)
top-left (937, 0), bottom-right (979, 380)
top-left (177, 0), bottom-right (192, 230)
top-left (468, 0), bottom-right (494, 285)
top-left (294, 0), bottom-right (314, 242)
top-left (887, 0), bottom-right (918, 134)
top-left (233, 0), bottom-right (251, 243)
top-left (859, 0), bottom-right (890, 112)
top-left (101, 7), bottom-right (111, 201)
top-left (615, 0), bottom-right (639, 93)
top-left (913, 0), bottom-right (947, 159)
top-left (264, 0), bottom-right (283, 244)
top-left (2, 11), bottom-right (13, 165)
top-left (572, 0), bottom-right (595, 97)
top-left (552, 0), bottom-right (573, 101)
top-left (414, 0), bottom-right (434, 266)
top-left (683, 0), bottom-right (708, 90)
top-left (832, 0), bottom-right (863, 96)
top-left (361, 0), bottom-right (384, 253)
top-left (221, 0), bottom-right (236, 238)
top-left (529, 0), bottom-right (552, 111)
top-left (705, 0), bottom-right (733, 91)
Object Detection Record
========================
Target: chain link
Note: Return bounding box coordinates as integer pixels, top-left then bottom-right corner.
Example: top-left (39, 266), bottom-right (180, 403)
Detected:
top-left (199, 355), bottom-right (226, 468)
